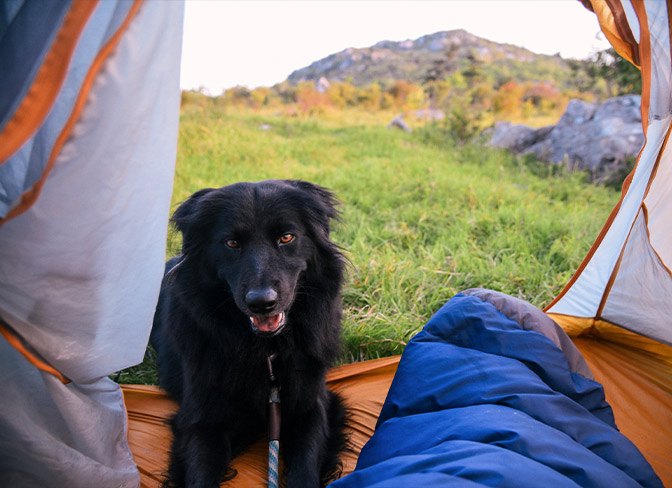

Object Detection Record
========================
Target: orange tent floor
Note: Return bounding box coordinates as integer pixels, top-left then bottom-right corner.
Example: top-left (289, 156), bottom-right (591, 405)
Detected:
top-left (122, 342), bottom-right (671, 487)
top-left (123, 356), bottom-right (400, 487)
top-left (572, 337), bottom-right (672, 487)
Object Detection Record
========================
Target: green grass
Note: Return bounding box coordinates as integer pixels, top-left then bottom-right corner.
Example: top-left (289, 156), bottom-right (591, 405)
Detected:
top-left (115, 103), bottom-right (619, 383)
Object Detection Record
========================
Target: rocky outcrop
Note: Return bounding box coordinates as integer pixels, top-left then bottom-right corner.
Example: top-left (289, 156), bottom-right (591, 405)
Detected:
top-left (488, 95), bottom-right (644, 182)
top-left (286, 29), bottom-right (569, 87)
top-left (315, 77), bottom-right (330, 94)
top-left (488, 124), bottom-right (552, 153)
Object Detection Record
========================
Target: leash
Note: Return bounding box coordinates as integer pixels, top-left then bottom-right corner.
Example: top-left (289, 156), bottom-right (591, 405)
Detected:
top-left (267, 352), bottom-right (281, 488)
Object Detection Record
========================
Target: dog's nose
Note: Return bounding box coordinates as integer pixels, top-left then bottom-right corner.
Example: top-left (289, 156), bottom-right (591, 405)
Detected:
top-left (245, 288), bottom-right (278, 313)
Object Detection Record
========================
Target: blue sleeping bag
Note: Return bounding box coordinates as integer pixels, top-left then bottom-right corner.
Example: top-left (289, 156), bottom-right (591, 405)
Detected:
top-left (331, 289), bottom-right (663, 488)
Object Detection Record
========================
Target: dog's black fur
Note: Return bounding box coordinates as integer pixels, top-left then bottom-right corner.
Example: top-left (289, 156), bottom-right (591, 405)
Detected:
top-left (150, 180), bottom-right (348, 488)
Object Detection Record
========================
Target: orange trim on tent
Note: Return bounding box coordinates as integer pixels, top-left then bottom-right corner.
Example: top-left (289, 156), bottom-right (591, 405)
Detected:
top-left (594, 214), bottom-right (632, 319)
top-left (0, 321), bottom-right (70, 383)
top-left (544, 151), bottom-right (640, 312)
top-left (0, 0), bottom-right (98, 164)
top-left (595, 4), bottom-right (668, 319)
top-left (550, 313), bottom-right (672, 362)
top-left (593, 200), bottom-right (672, 322)
top-left (601, 0), bottom-right (641, 66)
top-left (0, 0), bottom-right (146, 381)
top-left (630, 0), bottom-right (651, 132)
top-left (0, 0), bottom-right (145, 226)
top-left (545, 0), bottom-right (661, 313)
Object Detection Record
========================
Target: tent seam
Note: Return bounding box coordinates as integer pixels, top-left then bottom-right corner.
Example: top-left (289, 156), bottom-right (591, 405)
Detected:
top-left (641, 203), bottom-right (672, 278)
top-left (0, 320), bottom-right (70, 383)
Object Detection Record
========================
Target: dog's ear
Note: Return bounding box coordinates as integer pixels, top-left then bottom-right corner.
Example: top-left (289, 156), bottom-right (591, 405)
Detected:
top-left (170, 188), bottom-right (216, 235)
top-left (290, 180), bottom-right (340, 234)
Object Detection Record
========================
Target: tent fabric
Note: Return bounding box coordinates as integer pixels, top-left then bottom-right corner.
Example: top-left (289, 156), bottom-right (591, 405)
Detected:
top-left (330, 290), bottom-right (663, 488)
top-left (1, 336), bottom-right (138, 488)
top-left (547, 1), bottom-right (672, 478)
top-left (0, 0), bottom-right (132, 219)
top-left (0, 0), bottom-right (183, 385)
top-left (546, 0), bottom-right (672, 347)
top-left (546, 0), bottom-right (672, 480)
top-left (0, 1), bottom-right (183, 486)
top-left (0, 0), bottom-right (73, 135)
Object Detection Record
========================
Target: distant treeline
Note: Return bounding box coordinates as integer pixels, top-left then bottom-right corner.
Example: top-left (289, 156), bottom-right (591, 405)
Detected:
top-left (183, 48), bottom-right (640, 132)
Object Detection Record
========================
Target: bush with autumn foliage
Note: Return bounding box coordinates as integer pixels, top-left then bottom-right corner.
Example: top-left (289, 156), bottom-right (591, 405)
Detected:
top-left (182, 47), bottom-right (641, 144)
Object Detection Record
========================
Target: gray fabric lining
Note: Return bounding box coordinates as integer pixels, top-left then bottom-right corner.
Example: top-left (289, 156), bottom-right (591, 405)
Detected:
top-left (462, 288), bottom-right (594, 379)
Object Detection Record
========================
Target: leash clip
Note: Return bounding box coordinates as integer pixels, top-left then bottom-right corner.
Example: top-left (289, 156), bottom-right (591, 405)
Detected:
top-left (266, 352), bottom-right (279, 384)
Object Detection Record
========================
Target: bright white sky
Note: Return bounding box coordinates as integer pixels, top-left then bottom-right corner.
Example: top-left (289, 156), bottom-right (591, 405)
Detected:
top-left (180, 0), bottom-right (611, 94)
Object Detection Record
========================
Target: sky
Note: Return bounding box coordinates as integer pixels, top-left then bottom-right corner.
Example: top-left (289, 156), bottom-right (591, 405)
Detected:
top-left (180, 0), bottom-right (611, 94)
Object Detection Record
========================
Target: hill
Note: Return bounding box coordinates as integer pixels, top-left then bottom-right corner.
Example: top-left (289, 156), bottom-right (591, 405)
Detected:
top-left (286, 29), bottom-right (576, 88)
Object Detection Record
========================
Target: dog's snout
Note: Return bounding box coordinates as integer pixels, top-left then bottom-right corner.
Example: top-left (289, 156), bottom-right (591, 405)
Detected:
top-left (245, 288), bottom-right (278, 313)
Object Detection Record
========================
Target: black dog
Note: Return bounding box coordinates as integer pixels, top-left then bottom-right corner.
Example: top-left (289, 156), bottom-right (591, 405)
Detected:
top-left (150, 180), bottom-right (348, 487)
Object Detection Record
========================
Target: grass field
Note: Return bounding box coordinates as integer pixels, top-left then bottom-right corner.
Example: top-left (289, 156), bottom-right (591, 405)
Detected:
top-left (116, 102), bottom-right (620, 383)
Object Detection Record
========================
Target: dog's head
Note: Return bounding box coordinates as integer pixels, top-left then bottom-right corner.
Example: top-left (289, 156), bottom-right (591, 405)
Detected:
top-left (171, 180), bottom-right (342, 337)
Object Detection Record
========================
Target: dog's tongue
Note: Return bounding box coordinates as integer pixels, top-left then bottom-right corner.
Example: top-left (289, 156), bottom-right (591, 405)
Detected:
top-left (251, 314), bottom-right (282, 333)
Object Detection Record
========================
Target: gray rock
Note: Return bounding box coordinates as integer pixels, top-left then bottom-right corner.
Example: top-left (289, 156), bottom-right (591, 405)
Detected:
top-left (488, 122), bottom-right (552, 153)
top-left (487, 95), bottom-right (644, 182)
top-left (315, 77), bottom-right (330, 94)
top-left (388, 116), bottom-right (412, 133)
top-left (556, 99), bottom-right (597, 126)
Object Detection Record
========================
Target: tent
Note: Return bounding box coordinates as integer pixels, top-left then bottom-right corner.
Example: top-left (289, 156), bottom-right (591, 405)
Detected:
top-left (0, 0), bottom-right (669, 487)
top-left (545, 0), bottom-right (672, 481)
top-left (0, 1), bottom-right (183, 486)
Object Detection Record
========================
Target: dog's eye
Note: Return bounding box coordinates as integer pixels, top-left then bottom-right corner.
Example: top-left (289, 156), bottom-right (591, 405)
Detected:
top-left (279, 233), bottom-right (295, 245)
top-left (224, 239), bottom-right (239, 249)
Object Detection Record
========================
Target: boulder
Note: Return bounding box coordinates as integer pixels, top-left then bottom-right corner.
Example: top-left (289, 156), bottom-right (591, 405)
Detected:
top-left (315, 76), bottom-right (330, 94)
top-left (487, 122), bottom-right (553, 153)
top-left (488, 95), bottom-right (644, 182)
top-left (388, 115), bottom-right (412, 133)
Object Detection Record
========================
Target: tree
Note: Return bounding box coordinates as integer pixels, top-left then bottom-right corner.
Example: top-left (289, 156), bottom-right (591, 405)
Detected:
top-left (357, 83), bottom-right (382, 110)
top-left (295, 82), bottom-right (328, 114)
top-left (568, 48), bottom-right (641, 98)
top-left (492, 81), bottom-right (525, 116)
top-left (327, 82), bottom-right (357, 108)
top-left (423, 43), bottom-right (461, 110)
top-left (593, 48), bottom-right (641, 96)
top-left (250, 87), bottom-right (271, 108)
top-left (222, 86), bottom-right (251, 106)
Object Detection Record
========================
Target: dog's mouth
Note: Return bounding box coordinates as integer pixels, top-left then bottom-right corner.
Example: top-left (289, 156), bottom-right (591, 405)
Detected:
top-left (249, 312), bottom-right (286, 337)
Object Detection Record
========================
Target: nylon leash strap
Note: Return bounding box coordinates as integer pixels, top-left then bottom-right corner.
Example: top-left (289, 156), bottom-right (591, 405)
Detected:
top-left (267, 353), bottom-right (281, 488)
